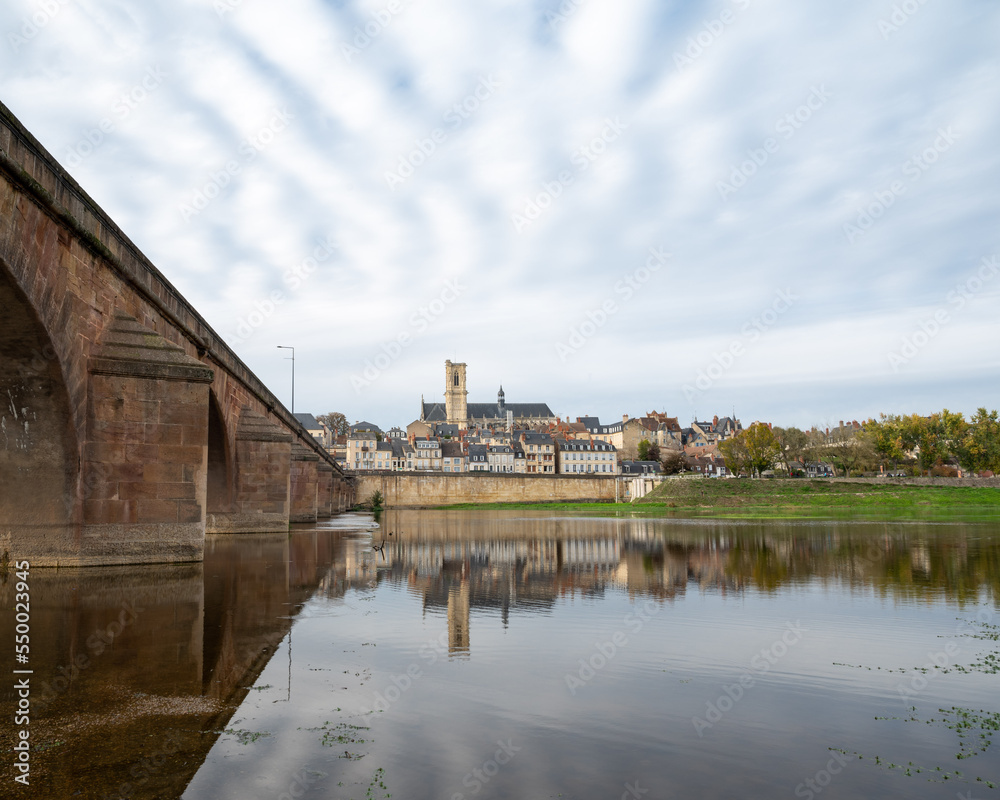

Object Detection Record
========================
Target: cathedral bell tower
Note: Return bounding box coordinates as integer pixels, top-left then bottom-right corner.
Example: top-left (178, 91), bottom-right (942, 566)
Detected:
top-left (444, 360), bottom-right (468, 427)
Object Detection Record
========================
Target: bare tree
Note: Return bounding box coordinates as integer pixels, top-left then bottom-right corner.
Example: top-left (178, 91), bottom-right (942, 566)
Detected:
top-left (317, 411), bottom-right (349, 436)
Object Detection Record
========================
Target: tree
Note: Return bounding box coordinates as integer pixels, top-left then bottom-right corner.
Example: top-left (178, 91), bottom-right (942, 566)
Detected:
top-left (661, 450), bottom-right (686, 475)
top-left (773, 426), bottom-right (808, 474)
top-left (637, 440), bottom-right (660, 462)
top-left (955, 408), bottom-right (1000, 474)
top-left (828, 433), bottom-right (877, 477)
top-left (803, 427), bottom-right (829, 464)
top-left (742, 422), bottom-right (783, 477)
top-left (317, 412), bottom-right (349, 436)
top-left (864, 414), bottom-right (906, 469)
top-left (718, 434), bottom-right (750, 478)
top-left (897, 410), bottom-right (966, 474)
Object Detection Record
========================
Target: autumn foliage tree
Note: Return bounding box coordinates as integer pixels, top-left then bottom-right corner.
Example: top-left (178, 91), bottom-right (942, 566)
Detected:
top-left (742, 422), bottom-right (783, 477)
top-left (718, 434), bottom-right (750, 477)
top-left (718, 424), bottom-right (783, 478)
top-left (954, 408), bottom-right (1000, 474)
top-left (864, 408), bottom-right (1000, 475)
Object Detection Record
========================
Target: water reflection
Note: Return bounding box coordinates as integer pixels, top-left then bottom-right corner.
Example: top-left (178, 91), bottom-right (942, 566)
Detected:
top-left (0, 512), bottom-right (997, 799)
top-left (0, 526), bottom-right (354, 799)
top-left (370, 511), bottom-right (1000, 618)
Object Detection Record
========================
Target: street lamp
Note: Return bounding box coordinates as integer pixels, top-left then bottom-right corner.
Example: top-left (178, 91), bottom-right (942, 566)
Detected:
top-left (277, 345), bottom-right (295, 413)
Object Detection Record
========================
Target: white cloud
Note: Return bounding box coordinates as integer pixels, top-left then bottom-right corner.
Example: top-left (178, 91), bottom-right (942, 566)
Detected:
top-left (2, 0), bottom-right (998, 430)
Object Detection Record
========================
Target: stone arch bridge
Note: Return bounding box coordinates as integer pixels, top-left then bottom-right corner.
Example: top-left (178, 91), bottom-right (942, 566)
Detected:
top-left (0, 101), bottom-right (354, 566)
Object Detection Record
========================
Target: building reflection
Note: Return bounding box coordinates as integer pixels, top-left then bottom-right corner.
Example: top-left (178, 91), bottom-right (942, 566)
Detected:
top-left (1, 513), bottom-right (997, 798)
top-left (310, 511), bottom-right (1000, 656)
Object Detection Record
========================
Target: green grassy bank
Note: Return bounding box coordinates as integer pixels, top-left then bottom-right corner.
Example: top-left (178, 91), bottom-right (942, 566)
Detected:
top-left (436, 478), bottom-right (1000, 521)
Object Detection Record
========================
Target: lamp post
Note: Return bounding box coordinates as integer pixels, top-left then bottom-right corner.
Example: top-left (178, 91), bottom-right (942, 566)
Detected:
top-left (277, 345), bottom-right (294, 413)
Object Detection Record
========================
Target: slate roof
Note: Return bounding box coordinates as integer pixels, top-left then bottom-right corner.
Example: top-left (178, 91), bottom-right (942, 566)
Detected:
top-left (520, 432), bottom-right (554, 445)
top-left (468, 402), bottom-right (554, 419)
top-left (421, 401), bottom-right (447, 421)
top-left (713, 416), bottom-right (742, 435)
top-left (421, 400), bottom-right (555, 421)
top-left (441, 441), bottom-right (465, 458)
top-left (294, 413), bottom-right (321, 430)
top-left (557, 438), bottom-right (616, 451)
top-left (576, 416), bottom-right (623, 434)
top-left (621, 460), bottom-right (661, 474)
top-left (350, 420), bottom-right (382, 433)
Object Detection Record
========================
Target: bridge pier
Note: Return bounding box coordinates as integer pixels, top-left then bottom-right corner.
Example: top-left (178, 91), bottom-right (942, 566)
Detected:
top-left (290, 443), bottom-right (320, 523)
top-left (81, 312), bottom-right (213, 565)
top-left (205, 408), bottom-right (292, 533)
top-left (317, 463), bottom-right (334, 519)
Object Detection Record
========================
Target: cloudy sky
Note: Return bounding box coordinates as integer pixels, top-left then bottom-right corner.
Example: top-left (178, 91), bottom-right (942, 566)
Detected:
top-left (2, 0), bottom-right (998, 431)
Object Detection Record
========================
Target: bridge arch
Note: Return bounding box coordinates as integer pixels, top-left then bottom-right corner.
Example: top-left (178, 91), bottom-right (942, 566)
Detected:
top-left (0, 260), bottom-right (80, 554)
top-left (207, 391), bottom-right (232, 515)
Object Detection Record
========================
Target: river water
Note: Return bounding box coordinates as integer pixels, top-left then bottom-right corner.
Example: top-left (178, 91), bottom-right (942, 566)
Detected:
top-left (2, 510), bottom-right (999, 799)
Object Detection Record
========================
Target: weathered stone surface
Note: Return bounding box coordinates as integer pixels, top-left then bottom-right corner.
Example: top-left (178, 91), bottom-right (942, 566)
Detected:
top-left (317, 464), bottom-right (334, 518)
top-left (290, 443), bottom-right (319, 523)
top-left (205, 408), bottom-right (292, 533)
top-left (354, 473), bottom-right (619, 507)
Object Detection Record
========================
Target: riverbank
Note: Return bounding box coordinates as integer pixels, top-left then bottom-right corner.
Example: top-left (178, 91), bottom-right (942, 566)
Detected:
top-left (438, 478), bottom-right (1000, 520)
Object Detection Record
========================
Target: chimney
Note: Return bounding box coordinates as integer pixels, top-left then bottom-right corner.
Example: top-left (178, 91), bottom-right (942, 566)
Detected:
top-left (713, 415), bottom-right (719, 426)
top-left (622, 413), bottom-right (628, 423)
top-left (840, 420), bottom-right (844, 429)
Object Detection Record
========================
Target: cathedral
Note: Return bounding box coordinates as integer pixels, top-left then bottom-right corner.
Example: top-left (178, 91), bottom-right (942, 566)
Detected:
top-left (419, 361), bottom-right (557, 430)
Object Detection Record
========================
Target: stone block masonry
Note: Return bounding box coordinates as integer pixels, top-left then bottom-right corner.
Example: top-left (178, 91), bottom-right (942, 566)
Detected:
top-left (354, 473), bottom-right (619, 507)
top-left (81, 312), bottom-right (213, 564)
top-left (290, 444), bottom-right (320, 522)
top-left (206, 408), bottom-right (292, 534)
